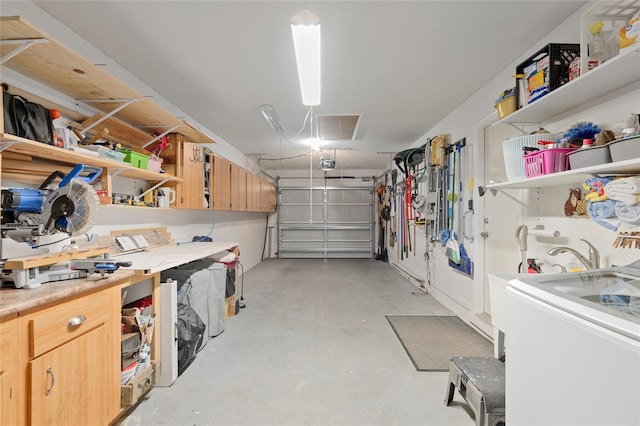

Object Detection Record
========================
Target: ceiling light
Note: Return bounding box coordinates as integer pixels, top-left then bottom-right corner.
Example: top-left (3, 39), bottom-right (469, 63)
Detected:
top-left (302, 137), bottom-right (327, 151)
top-left (259, 104), bottom-right (284, 133)
top-left (291, 10), bottom-right (321, 106)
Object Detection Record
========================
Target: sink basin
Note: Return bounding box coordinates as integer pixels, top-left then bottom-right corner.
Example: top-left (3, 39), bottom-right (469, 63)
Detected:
top-left (517, 269), bottom-right (640, 325)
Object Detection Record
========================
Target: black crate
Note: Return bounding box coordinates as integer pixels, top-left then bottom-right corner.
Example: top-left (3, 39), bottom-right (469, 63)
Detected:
top-left (516, 43), bottom-right (580, 106)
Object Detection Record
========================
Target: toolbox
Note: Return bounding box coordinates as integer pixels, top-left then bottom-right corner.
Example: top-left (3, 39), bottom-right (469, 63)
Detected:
top-left (516, 43), bottom-right (580, 106)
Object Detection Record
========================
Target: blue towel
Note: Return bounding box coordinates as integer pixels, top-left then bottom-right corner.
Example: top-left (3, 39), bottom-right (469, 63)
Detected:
top-left (587, 199), bottom-right (619, 231)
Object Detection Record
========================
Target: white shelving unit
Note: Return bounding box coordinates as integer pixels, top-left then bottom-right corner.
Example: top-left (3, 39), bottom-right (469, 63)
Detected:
top-left (487, 157), bottom-right (640, 190)
top-left (490, 34), bottom-right (640, 191)
top-left (494, 43), bottom-right (640, 126)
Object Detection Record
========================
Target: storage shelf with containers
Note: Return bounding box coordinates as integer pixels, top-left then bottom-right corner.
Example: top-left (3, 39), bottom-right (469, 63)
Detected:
top-left (493, 0), bottom-right (640, 125)
top-left (490, 0), bottom-right (640, 191)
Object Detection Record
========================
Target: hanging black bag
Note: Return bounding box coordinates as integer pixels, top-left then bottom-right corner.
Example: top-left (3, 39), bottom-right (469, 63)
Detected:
top-left (2, 85), bottom-right (55, 145)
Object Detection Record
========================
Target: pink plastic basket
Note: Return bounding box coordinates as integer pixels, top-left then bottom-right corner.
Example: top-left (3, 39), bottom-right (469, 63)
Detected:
top-left (524, 148), bottom-right (576, 177)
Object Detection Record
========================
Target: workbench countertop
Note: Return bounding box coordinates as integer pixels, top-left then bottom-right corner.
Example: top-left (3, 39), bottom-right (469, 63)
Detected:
top-left (0, 269), bottom-right (136, 319)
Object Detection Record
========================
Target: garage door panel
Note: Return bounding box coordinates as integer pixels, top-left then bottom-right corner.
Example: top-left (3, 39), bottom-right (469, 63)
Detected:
top-left (280, 205), bottom-right (325, 223)
top-left (279, 189), bottom-right (325, 204)
top-left (326, 189), bottom-right (371, 203)
top-left (326, 205), bottom-right (371, 223)
top-left (278, 187), bottom-right (373, 259)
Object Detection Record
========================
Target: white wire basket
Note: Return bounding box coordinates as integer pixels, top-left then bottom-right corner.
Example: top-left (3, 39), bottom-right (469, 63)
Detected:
top-left (502, 133), bottom-right (563, 181)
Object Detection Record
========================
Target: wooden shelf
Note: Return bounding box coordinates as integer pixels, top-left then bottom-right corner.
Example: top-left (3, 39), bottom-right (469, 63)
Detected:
top-left (0, 16), bottom-right (215, 147)
top-left (0, 134), bottom-right (182, 182)
top-left (487, 158), bottom-right (640, 190)
top-left (495, 44), bottom-right (640, 125)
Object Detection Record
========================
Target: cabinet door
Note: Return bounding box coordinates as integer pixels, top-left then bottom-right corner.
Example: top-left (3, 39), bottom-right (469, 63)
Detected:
top-left (30, 325), bottom-right (111, 425)
top-left (212, 156), bottom-right (231, 211)
top-left (177, 140), bottom-right (206, 209)
top-left (230, 164), bottom-right (247, 211)
top-left (250, 174), bottom-right (261, 212)
top-left (260, 179), bottom-right (270, 212)
top-left (0, 318), bottom-right (18, 426)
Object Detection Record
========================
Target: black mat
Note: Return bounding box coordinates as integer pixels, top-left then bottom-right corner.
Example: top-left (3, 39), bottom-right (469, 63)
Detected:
top-left (386, 315), bottom-right (494, 371)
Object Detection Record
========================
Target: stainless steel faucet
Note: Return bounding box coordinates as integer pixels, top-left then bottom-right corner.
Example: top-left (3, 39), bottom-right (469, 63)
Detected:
top-left (547, 239), bottom-right (600, 270)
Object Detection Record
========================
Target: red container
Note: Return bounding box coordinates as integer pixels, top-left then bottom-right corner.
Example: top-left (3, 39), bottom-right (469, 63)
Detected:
top-left (524, 148), bottom-right (576, 177)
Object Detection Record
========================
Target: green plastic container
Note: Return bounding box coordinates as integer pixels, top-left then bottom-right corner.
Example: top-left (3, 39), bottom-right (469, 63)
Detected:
top-left (122, 149), bottom-right (149, 169)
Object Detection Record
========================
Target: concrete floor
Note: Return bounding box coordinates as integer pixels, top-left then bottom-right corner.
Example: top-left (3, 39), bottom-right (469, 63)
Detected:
top-left (118, 259), bottom-right (477, 426)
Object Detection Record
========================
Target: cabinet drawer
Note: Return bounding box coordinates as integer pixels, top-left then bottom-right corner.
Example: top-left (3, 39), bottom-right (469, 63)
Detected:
top-left (28, 294), bottom-right (110, 358)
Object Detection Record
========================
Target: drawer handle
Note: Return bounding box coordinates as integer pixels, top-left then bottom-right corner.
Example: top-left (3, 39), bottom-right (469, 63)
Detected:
top-left (45, 366), bottom-right (55, 396)
top-left (67, 315), bottom-right (87, 327)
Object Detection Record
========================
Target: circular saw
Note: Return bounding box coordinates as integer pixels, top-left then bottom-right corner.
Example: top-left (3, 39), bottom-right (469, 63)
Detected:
top-left (1, 164), bottom-right (102, 241)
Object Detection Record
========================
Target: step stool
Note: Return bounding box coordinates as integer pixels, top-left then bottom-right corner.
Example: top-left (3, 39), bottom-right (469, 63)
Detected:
top-left (444, 356), bottom-right (505, 426)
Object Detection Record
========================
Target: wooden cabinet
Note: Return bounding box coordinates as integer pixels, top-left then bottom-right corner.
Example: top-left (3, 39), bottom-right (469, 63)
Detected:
top-left (166, 134), bottom-right (206, 209)
top-left (212, 155), bottom-right (231, 211)
top-left (29, 324), bottom-right (112, 425)
top-left (24, 289), bottom-right (119, 425)
top-left (260, 179), bottom-right (270, 212)
top-left (248, 174), bottom-right (261, 212)
top-left (231, 163), bottom-right (247, 211)
top-left (0, 316), bottom-right (18, 426)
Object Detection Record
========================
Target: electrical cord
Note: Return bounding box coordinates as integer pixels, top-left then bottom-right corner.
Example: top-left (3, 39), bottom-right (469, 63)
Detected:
top-left (237, 260), bottom-right (245, 308)
top-left (176, 206), bottom-right (215, 245)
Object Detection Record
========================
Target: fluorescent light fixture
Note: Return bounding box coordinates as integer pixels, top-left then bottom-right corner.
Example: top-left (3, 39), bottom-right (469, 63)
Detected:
top-left (291, 10), bottom-right (321, 106)
top-left (301, 137), bottom-right (327, 151)
top-left (259, 104), bottom-right (284, 133)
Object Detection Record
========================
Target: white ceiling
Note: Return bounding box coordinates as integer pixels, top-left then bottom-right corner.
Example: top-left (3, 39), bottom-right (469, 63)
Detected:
top-left (32, 1), bottom-right (586, 171)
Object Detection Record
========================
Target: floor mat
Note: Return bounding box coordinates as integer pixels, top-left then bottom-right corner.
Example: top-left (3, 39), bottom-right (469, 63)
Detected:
top-left (386, 315), bottom-right (494, 371)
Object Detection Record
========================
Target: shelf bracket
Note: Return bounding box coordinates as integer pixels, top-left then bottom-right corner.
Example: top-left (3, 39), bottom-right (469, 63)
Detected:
top-left (0, 140), bottom-right (18, 153)
top-left (109, 167), bottom-right (129, 178)
top-left (133, 178), bottom-right (171, 202)
top-left (139, 125), bottom-right (180, 149)
top-left (75, 98), bottom-right (144, 133)
top-left (504, 122), bottom-right (529, 134)
top-left (0, 38), bottom-right (49, 65)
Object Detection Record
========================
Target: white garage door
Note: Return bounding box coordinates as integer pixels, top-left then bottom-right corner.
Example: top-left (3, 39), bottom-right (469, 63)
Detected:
top-left (278, 187), bottom-right (374, 258)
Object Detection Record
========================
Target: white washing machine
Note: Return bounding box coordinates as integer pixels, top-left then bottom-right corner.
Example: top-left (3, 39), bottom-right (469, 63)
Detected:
top-left (506, 265), bottom-right (640, 425)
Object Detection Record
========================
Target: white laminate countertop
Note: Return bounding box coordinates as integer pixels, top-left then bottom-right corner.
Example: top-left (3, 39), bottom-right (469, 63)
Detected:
top-left (115, 241), bottom-right (239, 274)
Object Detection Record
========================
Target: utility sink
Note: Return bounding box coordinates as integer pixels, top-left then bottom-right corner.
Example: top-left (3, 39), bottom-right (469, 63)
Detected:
top-left (516, 268), bottom-right (640, 326)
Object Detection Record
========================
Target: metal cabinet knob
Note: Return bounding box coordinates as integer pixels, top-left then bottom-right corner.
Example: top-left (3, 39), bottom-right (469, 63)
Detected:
top-left (67, 315), bottom-right (87, 327)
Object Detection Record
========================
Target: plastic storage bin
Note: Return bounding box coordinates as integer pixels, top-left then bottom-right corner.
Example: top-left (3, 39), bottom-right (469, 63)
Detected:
top-left (502, 133), bottom-right (563, 181)
top-left (146, 157), bottom-right (163, 172)
top-left (608, 135), bottom-right (640, 162)
top-left (524, 147), bottom-right (576, 177)
top-left (495, 94), bottom-right (516, 119)
top-left (516, 43), bottom-right (580, 105)
top-left (567, 145), bottom-right (612, 169)
top-left (580, 1), bottom-right (637, 74)
top-left (84, 145), bottom-right (126, 162)
top-left (122, 149), bottom-right (149, 169)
